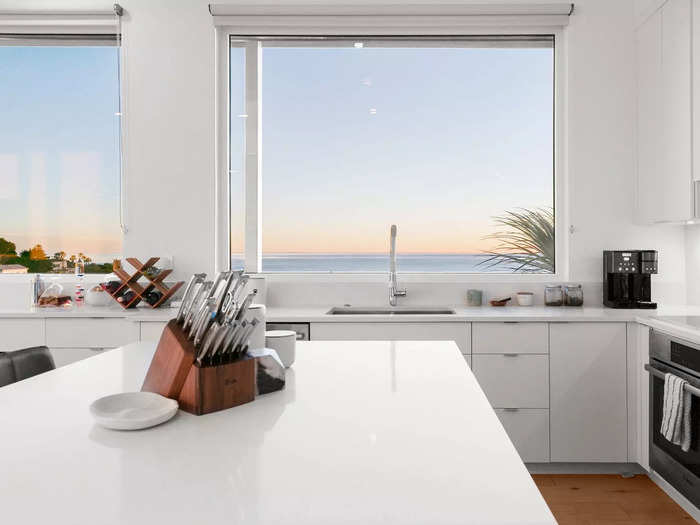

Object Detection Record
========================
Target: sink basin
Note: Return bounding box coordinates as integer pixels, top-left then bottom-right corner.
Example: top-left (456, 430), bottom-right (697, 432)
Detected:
top-left (326, 306), bottom-right (456, 315)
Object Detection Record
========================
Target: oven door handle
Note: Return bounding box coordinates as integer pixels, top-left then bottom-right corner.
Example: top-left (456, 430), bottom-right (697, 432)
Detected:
top-left (645, 363), bottom-right (700, 398)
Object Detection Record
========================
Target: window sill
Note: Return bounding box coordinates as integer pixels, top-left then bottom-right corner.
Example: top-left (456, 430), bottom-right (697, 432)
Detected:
top-left (258, 272), bottom-right (566, 284)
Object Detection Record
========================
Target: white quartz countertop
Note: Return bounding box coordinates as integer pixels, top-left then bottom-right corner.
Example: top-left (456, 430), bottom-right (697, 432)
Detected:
top-left (4, 303), bottom-right (700, 323)
top-left (1, 340), bottom-right (555, 525)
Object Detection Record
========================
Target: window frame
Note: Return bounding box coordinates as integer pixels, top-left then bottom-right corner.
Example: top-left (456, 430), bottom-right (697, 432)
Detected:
top-left (214, 27), bottom-right (568, 283)
top-left (0, 31), bottom-right (124, 279)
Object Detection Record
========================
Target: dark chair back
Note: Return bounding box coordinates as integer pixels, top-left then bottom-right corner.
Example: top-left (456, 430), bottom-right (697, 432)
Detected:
top-left (0, 352), bottom-right (17, 387)
top-left (6, 346), bottom-right (55, 384)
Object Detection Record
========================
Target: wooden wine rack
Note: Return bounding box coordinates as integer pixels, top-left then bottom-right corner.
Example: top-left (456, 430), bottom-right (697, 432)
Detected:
top-left (106, 257), bottom-right (184, 309)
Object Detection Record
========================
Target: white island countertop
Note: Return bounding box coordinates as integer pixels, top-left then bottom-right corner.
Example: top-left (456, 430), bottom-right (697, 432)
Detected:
top-left (1, 340), bottom-right (555, 525)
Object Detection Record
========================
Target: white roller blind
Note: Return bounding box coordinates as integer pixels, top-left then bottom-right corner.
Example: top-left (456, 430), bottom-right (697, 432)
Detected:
top-left (209, 3), bottom-right (574, 33)
top-left (0, 9), bottom-right (119, 35)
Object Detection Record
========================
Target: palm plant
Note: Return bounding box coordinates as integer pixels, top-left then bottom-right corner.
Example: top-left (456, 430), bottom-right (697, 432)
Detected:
top-left (479, 207), bottom-right (554, 273)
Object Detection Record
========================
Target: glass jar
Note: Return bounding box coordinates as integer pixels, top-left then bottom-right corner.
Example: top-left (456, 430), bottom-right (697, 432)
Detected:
top-left (544, 285), bottom-right (563, 306)
top-left (564, 284), bottom-right (584, 306)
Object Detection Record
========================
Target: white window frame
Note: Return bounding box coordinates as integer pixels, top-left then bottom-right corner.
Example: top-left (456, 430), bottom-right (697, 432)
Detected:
top-left (214, 6), bottom-right (569, 283)
top-left (0, 9), bottom-right (125, 280)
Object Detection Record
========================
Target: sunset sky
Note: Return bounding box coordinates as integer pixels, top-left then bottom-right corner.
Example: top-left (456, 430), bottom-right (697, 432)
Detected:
top-left (231, 43), bottom-right (554, 255)
top-left (0, 43), bottom-right (552, 261)
top-left (0, 46), bottom-right (121, 260)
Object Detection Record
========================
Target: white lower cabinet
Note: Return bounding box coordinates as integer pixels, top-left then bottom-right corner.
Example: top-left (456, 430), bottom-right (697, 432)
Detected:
top-left (0, 319), bottom-right (45, 351)
top-left (310, 322), bottom-right (471, 354)
top-left (472, 322), bottom-right (548, 354)
top-left (140, 321), bottom-right (168, 342)
top-left (50, 347), bottom-right (106, 368)
top-left (550, 322), bottom-right (628, 462)
top-left (46, 318), bottom-right (133, 349)
top-left (495, 408), bottom-right (550, 463)
top-left (472, 354), bottom-right (549, 408)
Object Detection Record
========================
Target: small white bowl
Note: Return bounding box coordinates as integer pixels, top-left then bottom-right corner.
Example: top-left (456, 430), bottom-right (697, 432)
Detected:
top-left (516, 292), bottom-right (534, 306)
top-left (90, 392), bottom-right (178, 430)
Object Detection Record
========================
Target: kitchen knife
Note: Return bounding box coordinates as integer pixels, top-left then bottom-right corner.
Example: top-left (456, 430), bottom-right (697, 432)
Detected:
top-left (207, 323), bottom-right (232, 361)
top-left (183, 281), bottom-right (212, 332)
top-left (223, 275), bottom-right (249, 321)
top-left (194, 299), bottom-right (218, 347)
top-left (234, 290), bottom-right (257, 322)
top-left (214, 270), bottom-right (241, 321)
top-left (196, 322), bottom-right (221, 366)
top-left (176, 273), bottom-right (206, 323)
top-left (188, 293), bottom-right (214, 339)
top-left (227, 320), bottom-right (249, 357)
top-left (234, 320), bottom-right (258, 357)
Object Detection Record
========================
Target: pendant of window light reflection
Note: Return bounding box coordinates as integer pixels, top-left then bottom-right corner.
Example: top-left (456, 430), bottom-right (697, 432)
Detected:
top-left (369, 108), bottom-right (377, 115)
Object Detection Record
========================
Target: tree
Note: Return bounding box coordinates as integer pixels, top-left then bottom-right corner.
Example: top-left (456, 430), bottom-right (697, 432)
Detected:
top-left (69, 255), bottom-right (77, 263)
top-left (83, 256), bottom-right (92, 263)
top-left (53, 251), bottom-right (66, 261)
top-left (0, 237), bottom-right (16, 255)
top-left (29, 244), bottom-right (48, 260)
top-left (20, 250), bottom-right (30, 258)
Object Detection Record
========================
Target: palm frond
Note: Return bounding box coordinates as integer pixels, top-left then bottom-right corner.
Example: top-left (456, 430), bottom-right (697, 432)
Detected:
top-left (478, 207), bottom-right (554, 273)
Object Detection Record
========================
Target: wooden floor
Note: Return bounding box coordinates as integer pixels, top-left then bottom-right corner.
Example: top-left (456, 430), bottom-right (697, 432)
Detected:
top-left (533, 474), bottom-right (697, 524)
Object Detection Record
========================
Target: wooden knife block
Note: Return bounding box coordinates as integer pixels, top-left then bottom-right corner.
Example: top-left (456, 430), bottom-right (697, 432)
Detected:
top-left (142, 319), bottom-right (256, 415)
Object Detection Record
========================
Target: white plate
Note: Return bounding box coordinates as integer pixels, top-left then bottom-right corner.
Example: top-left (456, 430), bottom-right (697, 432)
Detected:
top-left (90, 392), bottom-right (178, 430)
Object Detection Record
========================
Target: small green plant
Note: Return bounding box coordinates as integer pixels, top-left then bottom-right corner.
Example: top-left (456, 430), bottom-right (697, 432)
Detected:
top-left (479, 207), bottom-right (554, 273)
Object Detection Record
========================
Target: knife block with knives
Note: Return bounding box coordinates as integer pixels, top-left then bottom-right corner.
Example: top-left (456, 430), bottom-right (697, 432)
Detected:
top-left (141, 271), bottom-right (285, 416)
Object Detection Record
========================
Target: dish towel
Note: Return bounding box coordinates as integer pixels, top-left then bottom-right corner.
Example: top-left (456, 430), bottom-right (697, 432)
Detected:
top-left (660, 372), bottom-right (692, 452)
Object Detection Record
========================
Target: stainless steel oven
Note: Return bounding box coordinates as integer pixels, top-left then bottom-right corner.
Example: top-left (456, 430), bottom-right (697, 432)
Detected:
top-left (649, 329), bottom-right (700, 507)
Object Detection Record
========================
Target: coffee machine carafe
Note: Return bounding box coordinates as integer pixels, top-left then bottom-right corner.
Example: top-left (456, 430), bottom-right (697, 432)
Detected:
top-left (603, 250), bottom-right (657, 309)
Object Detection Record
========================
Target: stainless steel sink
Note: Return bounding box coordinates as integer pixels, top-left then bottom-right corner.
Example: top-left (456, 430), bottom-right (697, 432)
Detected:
top-left (326, 306), bottom-right (456, 315)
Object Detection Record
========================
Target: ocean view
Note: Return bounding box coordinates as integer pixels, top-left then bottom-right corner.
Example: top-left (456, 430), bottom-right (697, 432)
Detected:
top-left (231, 253), bottom-right (552, 273)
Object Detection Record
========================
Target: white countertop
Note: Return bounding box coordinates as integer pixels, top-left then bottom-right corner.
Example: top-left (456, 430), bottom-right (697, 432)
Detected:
top-left (5, 303), bottom-right (700, 323)
top-left (0, 340), bottom-right (555, 525)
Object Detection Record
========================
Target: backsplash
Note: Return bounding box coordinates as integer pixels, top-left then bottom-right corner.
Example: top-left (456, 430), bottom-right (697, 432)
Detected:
top-left (266, 280), bottom-right (687, 308)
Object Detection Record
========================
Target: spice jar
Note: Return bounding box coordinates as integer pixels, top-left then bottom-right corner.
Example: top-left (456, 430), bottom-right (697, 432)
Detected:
top-left (544, 285), bottom-right (563, 306)
top-left (564, 284), bottom-right (584, 306)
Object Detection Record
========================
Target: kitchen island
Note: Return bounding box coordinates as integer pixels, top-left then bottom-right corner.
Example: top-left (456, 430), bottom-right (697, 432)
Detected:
top-left (1, 340), bottom-right (555, 525)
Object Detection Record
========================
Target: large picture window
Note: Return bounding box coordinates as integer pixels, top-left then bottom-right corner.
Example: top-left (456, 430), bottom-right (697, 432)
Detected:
top-left (0, 38), bottom-right (121, 274)
top-left (229, 37), bottom-right (555, 274)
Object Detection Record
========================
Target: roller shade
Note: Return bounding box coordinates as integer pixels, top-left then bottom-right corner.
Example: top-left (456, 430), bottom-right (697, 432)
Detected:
top-left (209, 3), bottom-right (574, 34)
top-left (0, 8), bottom-right (120, 35)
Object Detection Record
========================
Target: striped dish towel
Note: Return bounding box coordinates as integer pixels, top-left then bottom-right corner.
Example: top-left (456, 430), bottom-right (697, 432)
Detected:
top-left (660, 373), bottom-right (692, 453)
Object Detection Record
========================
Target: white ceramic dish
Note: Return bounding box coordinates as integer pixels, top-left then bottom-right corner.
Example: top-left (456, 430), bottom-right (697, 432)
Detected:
top-left (516, 292), bottom-right (534, 306)
top-left (90, 392), bottom-right (178, 430)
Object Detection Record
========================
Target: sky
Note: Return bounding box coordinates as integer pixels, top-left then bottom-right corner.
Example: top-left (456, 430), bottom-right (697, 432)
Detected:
top-left (231, 43), bottom-right (554, 255)
top-left (0, 43), bottom-right (552, 262)
top-left (0, 46), bottom-right (121, 261)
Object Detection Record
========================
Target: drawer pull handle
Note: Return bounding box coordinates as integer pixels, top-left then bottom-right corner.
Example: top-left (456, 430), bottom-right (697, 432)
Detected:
top-left (503, 353), bottom-right (519, 357)
top-left (503, 321), bottom-right (519, 324)
top-left (502, 408), bottom-right (520, 412)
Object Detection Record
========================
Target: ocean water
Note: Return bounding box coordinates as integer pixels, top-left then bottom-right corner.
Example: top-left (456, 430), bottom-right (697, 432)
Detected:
top-left (231, 253), bottom-right (550, 273)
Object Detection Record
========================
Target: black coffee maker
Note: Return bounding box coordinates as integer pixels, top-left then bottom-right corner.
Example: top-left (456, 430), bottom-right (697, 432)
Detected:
top-left (603, 250), bottom-right (658, 309)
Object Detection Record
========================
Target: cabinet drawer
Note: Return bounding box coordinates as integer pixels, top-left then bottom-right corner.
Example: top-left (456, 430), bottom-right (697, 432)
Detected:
top-left (46, 318), bottom-right (133, 348)
top-left (472, 322), bottom-right (548, 354)
top-left (51, 347), bottom-right (107, 368)
top-left (311, 322), bottom-right (471, 354)
top-left (472, 354), bottom-right (549, 408)
top-left (495, 408), bottom-right (550, 463)
top-left (140, 322), bottom-right (168, 342)
top-left (0, 319), bottom-right (45, 351)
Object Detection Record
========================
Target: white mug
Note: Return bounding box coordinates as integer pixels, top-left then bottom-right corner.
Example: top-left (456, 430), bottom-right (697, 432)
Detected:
top-left (265, 330), bottom-right (296, 368)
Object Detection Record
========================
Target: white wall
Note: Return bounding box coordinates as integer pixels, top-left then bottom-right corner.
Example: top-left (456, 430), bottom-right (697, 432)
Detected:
top-left (0, 0), bottom-right (689, 306)
top-left (565, 0), bottom-right (686, 303)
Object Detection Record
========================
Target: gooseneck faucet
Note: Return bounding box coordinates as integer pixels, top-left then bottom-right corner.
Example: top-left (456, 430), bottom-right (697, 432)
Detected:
top-left (389, 224), bottom-right (407, 306)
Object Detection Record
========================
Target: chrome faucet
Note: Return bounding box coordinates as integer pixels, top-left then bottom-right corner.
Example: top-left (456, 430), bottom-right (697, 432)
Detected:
top-left (389, 224), bottom-right (406, 306)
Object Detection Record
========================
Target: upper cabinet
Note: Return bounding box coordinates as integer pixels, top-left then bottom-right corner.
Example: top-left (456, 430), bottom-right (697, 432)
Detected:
top-left (636, 0), bottom-right (697, 223)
